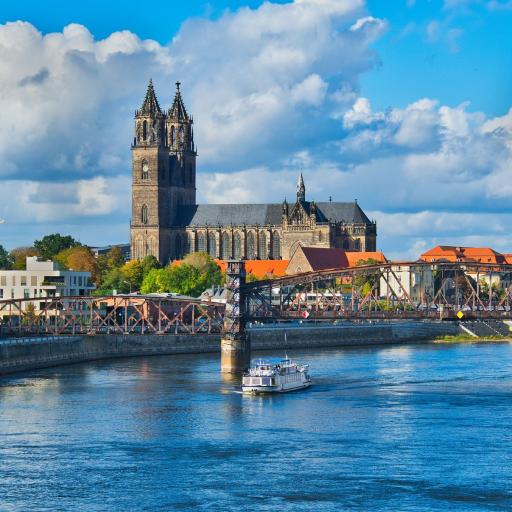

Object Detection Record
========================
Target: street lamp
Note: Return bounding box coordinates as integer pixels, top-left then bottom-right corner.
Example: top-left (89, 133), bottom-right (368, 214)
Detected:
top-left (123, 280), bottom-right (132, 294)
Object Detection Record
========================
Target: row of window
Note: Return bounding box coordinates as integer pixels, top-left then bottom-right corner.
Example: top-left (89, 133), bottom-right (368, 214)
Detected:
top-left (176, 231), bottom-right (281, 260)
top-left (0, 275), bottom-right (88, 287)
top-left (138, 121), bottom-right (188, 147)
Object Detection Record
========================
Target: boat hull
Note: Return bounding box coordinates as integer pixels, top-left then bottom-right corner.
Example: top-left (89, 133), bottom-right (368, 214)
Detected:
top-left (242, 381), bottom-right (311, 394)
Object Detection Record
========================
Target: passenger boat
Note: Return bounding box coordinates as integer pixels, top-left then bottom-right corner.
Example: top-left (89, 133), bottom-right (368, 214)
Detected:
top-left (242, 358), bottom-right (312, 394)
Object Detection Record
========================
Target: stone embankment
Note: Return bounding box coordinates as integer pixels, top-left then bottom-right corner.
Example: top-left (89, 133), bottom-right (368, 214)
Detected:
top-left (0, 320), bottom-right (465, 376)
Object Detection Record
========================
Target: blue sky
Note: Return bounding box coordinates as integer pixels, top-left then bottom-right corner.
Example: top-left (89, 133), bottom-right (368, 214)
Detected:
top-left (0, 0), bottom-right (511, 257)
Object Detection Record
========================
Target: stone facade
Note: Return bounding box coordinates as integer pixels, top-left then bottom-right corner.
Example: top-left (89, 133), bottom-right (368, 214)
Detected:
top-left (131, 81), bottom-right (377, 264)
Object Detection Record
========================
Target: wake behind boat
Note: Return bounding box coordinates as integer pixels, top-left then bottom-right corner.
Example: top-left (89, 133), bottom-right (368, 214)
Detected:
top-left (242, 358), bottom-right (312, 394)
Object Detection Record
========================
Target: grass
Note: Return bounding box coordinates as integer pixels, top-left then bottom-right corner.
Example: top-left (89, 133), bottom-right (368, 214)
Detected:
top-left (434, 334), bottom-right (512, 343)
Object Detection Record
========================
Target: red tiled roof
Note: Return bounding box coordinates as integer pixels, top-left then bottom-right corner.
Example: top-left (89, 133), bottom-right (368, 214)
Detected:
top-left (345, 251), bottom-right (387, 267)
top-left (420, 245), bottom-right (507, 264)
top-left (299, 247), bottom-right (349, 271)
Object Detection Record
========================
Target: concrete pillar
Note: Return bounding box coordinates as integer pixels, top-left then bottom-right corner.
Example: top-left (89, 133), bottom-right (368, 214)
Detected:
top-left (221, 260), bottom-right (250, 373)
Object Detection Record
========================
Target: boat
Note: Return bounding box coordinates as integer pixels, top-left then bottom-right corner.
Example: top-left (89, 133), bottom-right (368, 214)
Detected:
top-left (242, 357), bottom-right (312, 394)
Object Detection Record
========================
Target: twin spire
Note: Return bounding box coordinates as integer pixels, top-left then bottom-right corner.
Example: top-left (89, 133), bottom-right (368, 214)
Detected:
top-left (297, 172), bottom-right (306, 202)
top-left (138, 79), bottom-right (189, 121)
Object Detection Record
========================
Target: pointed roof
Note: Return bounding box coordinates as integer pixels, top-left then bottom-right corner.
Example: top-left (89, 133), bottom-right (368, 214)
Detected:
top-left (138, 79), bottom-right (162, 116)
top-left (169, 81), bottom-right (190, 121)
top-left (297, 172), bottom-right (305, 202)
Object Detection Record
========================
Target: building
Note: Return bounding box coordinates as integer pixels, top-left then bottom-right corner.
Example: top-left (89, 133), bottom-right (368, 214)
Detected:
top-left (420, 246), bottom-right (508, 264)
top-left (130, 80), bottom-right (377, 264)
top-left (0, 257), bottom-right (95, 307)
top-left (379, 263), bottom-right (435, 304)
top-left (90, 244), bottom-right (131, 261)
top-left (285, 246), bottom-right (387, 275)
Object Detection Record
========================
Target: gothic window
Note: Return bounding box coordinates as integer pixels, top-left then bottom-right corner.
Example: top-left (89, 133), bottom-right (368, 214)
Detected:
top-left (221, 232), bottom-right (231, 260)
top-left (234, 232), bottom-right (242, 259)
top-left (271, 232), bottom-right (280, 259)
top-left (152, 121), bottom-right (157, 142)
top-left (142, 120), bottom-right (147, 141)
top-left (179, 126), bottom-right (184, 144)
top-left (197, 232), bottom-right (206, 253)
top-left (208, 233), bottom-right (217, 258)
top-left (170, 126), bottom-right (175, 146)
top-left (141, 205), bottom-right (148, 225)
top-left (175, 234), bottom-right (182, 259)
top-left (343, 239), bottom-right (349, 249)
top-left (318, 231), bottom-right (323, 242)
top-left (141, 161), bottom-right (149, 180)
top-left (247, 232), bottom-right (255, 260)
top-left (354, 239), bottom-right (361, 250)
top-left (258, 231), bottom-right (267, 259)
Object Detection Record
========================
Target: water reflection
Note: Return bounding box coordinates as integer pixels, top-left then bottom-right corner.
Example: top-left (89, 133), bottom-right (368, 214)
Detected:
top-left (1, 343), bottom-right (512, 511)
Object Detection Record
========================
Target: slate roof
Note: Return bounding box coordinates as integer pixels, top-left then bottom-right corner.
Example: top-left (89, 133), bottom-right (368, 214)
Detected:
top-left (178, 202), bottom-right (371, 227)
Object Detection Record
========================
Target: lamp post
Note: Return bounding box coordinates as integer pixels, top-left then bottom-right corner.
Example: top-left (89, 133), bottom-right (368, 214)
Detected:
top-left (123, 280), bottom-right (132, 294)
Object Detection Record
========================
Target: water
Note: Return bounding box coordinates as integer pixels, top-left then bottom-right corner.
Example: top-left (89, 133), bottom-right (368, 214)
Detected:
top-left (1, 342), bottom-right (512, 512)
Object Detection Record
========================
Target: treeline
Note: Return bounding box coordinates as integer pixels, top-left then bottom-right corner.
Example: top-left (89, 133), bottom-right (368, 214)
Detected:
top-left (0, 234), bottom-right (223, 297)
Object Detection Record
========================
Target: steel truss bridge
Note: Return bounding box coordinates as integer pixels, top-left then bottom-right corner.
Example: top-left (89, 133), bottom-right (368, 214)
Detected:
top-left (0, 295), bottom-right (225, 337)
top-left (1, 261), bottom-right (511, 337)
top-left (244, 261), bottom-right (512, 321)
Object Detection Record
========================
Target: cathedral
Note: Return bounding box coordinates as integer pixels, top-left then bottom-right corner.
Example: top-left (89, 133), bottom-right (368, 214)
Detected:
top-left (130, 81), bottom-right (377, 264)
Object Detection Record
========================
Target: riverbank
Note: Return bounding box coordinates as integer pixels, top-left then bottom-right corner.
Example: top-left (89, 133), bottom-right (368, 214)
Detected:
top-left (434, 334), bottom-right (512, 344)
top-left (0, 320), bottom-right (466, 376)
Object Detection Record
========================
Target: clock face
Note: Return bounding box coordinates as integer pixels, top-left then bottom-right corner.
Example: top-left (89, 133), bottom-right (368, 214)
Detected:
top-left (142, 162), bottom-right (149, 173)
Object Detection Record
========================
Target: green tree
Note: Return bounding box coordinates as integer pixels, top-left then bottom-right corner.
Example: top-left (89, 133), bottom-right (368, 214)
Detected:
top-left (106, 246), bottom-right (125, 270)
top-left (9, 247), bottom-right (39, 270)
top-left (94, 268), bottom-right (130, 296)
top-left (34, 233), bottom-right (80, 260)
top-left (141, 255), bottom-right (161, 276)
top-left (120, 260), bottom-right (144, 291)
top-left (354, 258), bottom-right (381, 294)
top-left (0, 244), bottom-right (12, 269)
top-left (140, 254), bottom-right (222, 297)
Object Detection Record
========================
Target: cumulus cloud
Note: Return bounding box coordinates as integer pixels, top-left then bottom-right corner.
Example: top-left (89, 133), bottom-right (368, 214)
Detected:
top-left (0, 0), bottom-right (510, 259)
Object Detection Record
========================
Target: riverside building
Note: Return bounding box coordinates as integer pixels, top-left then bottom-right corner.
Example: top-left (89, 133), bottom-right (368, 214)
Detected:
top-left (0, 257), bottom-right (94, 307)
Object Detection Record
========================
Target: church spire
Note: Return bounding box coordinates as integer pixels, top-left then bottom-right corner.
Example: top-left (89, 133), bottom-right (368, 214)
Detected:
top-left (297, 172), bottom-right (306, 202)
top-left (169, 81), bottom-right (189, 121)
top-left (137, 79), bottom-right (162, 116)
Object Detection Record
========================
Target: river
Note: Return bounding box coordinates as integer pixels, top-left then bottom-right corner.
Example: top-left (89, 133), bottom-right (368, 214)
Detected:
top-left (1, 342), bottom-right (512, 511)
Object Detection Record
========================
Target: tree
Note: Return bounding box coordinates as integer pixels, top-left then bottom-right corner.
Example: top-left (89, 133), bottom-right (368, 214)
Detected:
top-left (0, 244), bottom-right (12, 269)
top-left (34, 233), bottom-right (80, 260)
top-left (106, 246), bottom-right (125, 270)
top-left (140, 254), bottom-right (222, 297)
top-left (54, 246), bottom-right (100, 284)
top-left (94, 268), bottom-right (129, 296)
top-left (354, 258), bottom-right (381, 294)
top-left (120, 260), bottom-right (144, 291)
top-left (141, 255), bottom-right (161, 276)
top-left (9, 247), bottom-right (39, 270)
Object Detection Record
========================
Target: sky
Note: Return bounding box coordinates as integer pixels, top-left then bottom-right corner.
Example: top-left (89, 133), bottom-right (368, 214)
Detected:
top-left (0, 0), bottom-right (511, 259)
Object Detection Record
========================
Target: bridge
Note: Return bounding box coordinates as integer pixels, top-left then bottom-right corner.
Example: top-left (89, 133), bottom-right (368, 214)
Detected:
top-left (1, 260), bottom-right (511, 371)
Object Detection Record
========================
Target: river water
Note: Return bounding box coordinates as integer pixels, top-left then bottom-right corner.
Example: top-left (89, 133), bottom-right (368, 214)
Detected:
top-left (1, 342), bottom-right (512, 511)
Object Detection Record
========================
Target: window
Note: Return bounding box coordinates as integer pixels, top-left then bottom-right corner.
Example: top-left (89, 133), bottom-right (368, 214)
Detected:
top-left (0, 276), bottom-right (5, 286)
top-left (258, 232), bottom-right (267, 259)
top-left (208, 233), bottom-right (217, 258)
top-left (142, 120), bottom-right (147, 141)
top-left (152, 120), bottom-right (157, 142)
top-left (21, 275), bottom-right (27, 286)
top-left (197, 233), bottom-right (206, 253)
top-left (31, 275), bottom-right (37, 286)
top-left (247, 232), bottom-right (255, 260)
top-left (12, 276), bottom-right (15, 286)
top-left (271, 232), bottom-right (280, 259)
top-left (221, 232), bottom-right (231, 260)
top-left (170, 126), bottom-right (175, 146)
top-left (23, 289), bottom-right (30, 299)
top-left (141, 205), bottom-right (148, 225)
top-left (233, 232), bottom-right (242, 259)
top-left (0, 289), bottom-right (3, 299)
top-left (141, 161), bottom-right (149, 180)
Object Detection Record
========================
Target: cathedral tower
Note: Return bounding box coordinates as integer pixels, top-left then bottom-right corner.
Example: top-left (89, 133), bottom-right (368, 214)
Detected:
top-left (131, 80), bottom-right (197, 263)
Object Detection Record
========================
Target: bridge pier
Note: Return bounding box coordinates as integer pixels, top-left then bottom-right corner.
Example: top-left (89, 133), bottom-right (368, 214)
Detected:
top-left (221, 260), bottom-right (250, 373)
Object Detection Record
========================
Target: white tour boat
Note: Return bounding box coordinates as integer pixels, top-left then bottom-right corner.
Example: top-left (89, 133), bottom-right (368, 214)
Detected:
top-left (242, 358), bottom-right (312, 394)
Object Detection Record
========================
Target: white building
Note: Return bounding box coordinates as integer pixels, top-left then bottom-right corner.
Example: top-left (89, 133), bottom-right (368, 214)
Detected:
top-left (0, 257), bottom-right (95, 305)
top-left (379, 263), bottom-right (435, 304)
